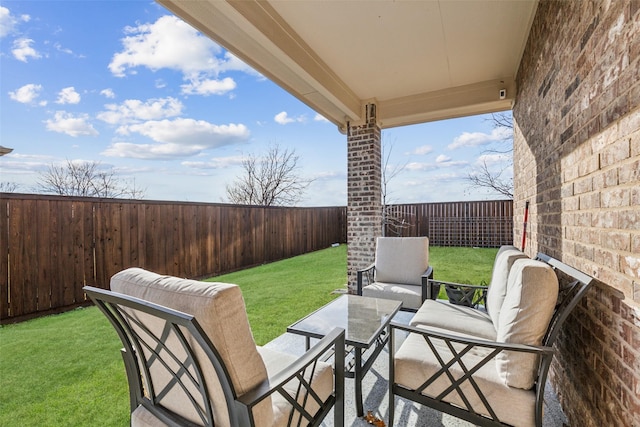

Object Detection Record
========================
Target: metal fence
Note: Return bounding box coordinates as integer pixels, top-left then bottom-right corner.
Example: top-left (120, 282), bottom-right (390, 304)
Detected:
top-left (384, 200), bottom-right (513, 247)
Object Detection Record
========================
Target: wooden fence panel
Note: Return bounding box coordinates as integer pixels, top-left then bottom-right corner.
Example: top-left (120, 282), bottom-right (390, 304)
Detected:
top-left (0, 197), bottom-right (7, 320)
top-left (1, 194), bottom-right (509, 323)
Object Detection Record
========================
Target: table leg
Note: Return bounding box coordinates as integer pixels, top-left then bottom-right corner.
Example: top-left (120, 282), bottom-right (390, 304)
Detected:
top-left (355, 347), bottom-right (364, 417)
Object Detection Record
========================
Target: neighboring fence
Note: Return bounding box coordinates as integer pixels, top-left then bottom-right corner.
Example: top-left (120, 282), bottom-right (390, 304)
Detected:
top-left (1, 195), bottom-right (512, 323)
top-left (0, 194), bottom-right (347, 323)
top-left (385, 200), bottom-right (513, 247)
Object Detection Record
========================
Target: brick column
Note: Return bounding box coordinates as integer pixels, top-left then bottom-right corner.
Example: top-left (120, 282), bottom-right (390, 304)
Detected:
top-left (346, 103), bottom-right (382, 293)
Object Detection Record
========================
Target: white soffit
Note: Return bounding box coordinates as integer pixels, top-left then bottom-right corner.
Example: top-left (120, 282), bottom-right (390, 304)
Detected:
top-left (157, 0), bottom-right (538, 131)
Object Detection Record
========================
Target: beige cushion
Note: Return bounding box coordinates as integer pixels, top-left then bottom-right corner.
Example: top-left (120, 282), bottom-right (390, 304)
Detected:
top-left (258, 346), bottom-right (334, 427)
top-left (394, 328), bottom-right (536, 427)
top-left (485, 246), bottom-right (529, 329)
top-left (111, 268), bottom-right (273, 426)
top-left (496, 259), bottom-right (558, 389)
top-left (410, 299), bottom-right (496, 340)
top-left (374, 237), bottom-right (429, 285)
top-left (362, 282), bottom-right (423, 310)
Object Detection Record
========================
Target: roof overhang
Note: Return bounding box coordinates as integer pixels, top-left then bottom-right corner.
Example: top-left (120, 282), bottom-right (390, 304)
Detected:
top-left (157, 0), bottom-right (538, 132)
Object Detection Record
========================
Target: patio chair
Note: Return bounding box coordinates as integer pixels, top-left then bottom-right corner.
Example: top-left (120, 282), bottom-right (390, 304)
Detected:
top-left (388, 253), bottom-right (594, 427)
top-left (84, 267), bottom-right (345, 427)
top-left (356, 237), bottom-right (433, 311)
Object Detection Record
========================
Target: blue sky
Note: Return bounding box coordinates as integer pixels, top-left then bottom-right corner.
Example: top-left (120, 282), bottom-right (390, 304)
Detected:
top-left (0, 1), bottom-right (513, 206)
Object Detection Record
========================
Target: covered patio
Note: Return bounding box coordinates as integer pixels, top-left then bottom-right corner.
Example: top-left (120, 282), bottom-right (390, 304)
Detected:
top-left (155, 1), bottom-right (640, 426)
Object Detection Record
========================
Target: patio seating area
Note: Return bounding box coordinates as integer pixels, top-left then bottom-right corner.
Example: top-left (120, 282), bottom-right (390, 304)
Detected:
top-left (84, 243), bottom-right (592, 426)
top-left (265, 312), bottom-right (568, 427)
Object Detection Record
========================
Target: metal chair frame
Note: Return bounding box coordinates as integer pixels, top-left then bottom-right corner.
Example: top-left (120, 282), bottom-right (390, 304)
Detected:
top-left (85, 286), bottom-right (345, 427)
top-left (388, 253), bottom-right (594, 427)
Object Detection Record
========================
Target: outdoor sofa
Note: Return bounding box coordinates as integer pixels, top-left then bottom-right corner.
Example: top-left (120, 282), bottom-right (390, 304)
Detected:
top-left (388, 246), bottom-right (594, 427)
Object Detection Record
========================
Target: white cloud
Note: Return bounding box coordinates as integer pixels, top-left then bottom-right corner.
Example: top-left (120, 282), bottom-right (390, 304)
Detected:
top-left (119, 118), bottom-right (249, 144)
top-left (181, 77), bottom-right (236, 96)
top-left (0, 6), bottom-right (30, 38)
top-left (9, 83), bottom-right (43, 104)
top-left (312, 170), bottom-right (344, 180)
top-left (53, 42), bottom-right (76, 56)
top-left (413, 145), bottom-right (433, 155)
top-left (56, 87), bottom-right (81, 104)
top-left (98, 97), bottom-right (183, 125)
top-left (45, 111), bottom-right (98, 137)
top-left (476, 152), bottom-right (512, 167)
top-left (102, 142), bottom-right (206, 159)
top-left (405, 161), bottom-right (434, 171)
top-left (100, 88), bottom-right (115, 99)
top-left (109, 16), bottom-right (217, 77)
top-left (275, 111), bottom-right (305, 125)
top-left (405, 157), bottom-right (468, 171)
top-left (12, 37), bottom-right (41, 62)
top-left (102, 119), bottom-right (250, 159)
top-left (448, 126), bottom-right (513, 150)
top-left (109, 15), bottom-right (254, 94)
top-left (182, 156), bottom-right (245, 169)
top-left (314, 114), bottom-right (329, 122)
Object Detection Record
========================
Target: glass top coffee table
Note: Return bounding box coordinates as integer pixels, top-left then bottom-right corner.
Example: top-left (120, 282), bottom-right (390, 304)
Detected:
top-left (287, 294), bottom-right (402, 417)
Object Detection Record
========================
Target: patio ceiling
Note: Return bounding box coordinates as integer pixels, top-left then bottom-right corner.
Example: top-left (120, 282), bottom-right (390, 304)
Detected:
top-left (157, 0), bottom-right (538, 132)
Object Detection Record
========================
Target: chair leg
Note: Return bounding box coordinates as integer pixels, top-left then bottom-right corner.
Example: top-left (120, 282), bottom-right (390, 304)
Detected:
top-left (388, 325), bottom-right (395, 426)
top-left (388, 394), bottom-right (395, 426)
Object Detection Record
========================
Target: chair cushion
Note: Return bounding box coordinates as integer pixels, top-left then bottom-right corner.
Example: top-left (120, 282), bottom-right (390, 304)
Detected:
top-left (394, 328), bottom-right (536, 427)
top-left (410, 300), bottom-right (496, 340)
top-left (496, 259), bottom-right (558, 389)
top-left (485, 246), bottom-right (529, 329)
top-left (111, 268), bottom-right (273, 426)
top-left (374, 237), bottom-right (429, 286)
top-left (362, 282), bottom-right (423, 310)
top-left (258, 346), bottom-right (334, 427)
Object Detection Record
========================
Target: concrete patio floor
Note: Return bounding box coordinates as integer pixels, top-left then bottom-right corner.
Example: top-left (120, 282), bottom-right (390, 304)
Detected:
top-left (264, 311), bottom-right (568, 427)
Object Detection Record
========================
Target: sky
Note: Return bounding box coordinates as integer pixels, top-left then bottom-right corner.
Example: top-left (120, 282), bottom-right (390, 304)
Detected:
top-left (0, 1), bottom-right (513, 207)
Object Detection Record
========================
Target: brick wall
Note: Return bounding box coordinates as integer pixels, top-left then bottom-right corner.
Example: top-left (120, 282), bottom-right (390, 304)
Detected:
top-left (513, 1), bottom-right (640, 426)
top-left (347, 104), bottom-right (382, 292)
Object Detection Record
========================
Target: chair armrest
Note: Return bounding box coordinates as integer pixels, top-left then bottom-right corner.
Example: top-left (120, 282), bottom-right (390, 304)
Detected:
top-left (420, 266), bottom-right (434, 302)
top-left (356, 263), bottom-right (375, 295)
top-left (237, 327), bottom-right (345, 424)
top-left (389, 321), bottom-right (552, 355)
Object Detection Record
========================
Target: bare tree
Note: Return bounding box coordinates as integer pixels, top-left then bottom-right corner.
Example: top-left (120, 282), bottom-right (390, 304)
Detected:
top-left (466, 112), bottom-right (514, 199)
top-left (467, 161), bottom-right (513, 198)
top-left (0, 182), bottom-right (20, 192)
top-left (36, 159), bottom-right (146, 199)
top-left (381, 137), bottom-right (413, 236)
top-left (225, 144), bottom-right (313, 206)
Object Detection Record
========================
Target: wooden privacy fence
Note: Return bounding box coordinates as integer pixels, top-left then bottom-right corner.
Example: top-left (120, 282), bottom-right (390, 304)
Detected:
top-left (0, 194), bottom-right (346, 323)
top-left (385, 200), bottom-right (513, 247)
top-left (1, 195), bottom-right (512, 323)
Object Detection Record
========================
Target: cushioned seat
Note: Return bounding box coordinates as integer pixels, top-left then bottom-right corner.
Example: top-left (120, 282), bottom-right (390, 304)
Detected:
top-left (394, 327), bottom-right (536, 427)
top-left (358, 237), bottom-right (432, 311)
top-left (257, 346), bottom-right (334, 427)
top-left (410, 300), bottom-right (496, 340)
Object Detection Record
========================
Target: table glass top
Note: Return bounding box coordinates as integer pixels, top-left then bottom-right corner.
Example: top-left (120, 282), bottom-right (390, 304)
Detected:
top-left (287, 295), bottom-right (402, 347)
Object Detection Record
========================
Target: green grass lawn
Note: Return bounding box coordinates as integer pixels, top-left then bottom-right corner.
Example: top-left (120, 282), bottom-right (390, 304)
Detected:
top-left (0, 245), bottom-right (497, 426)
